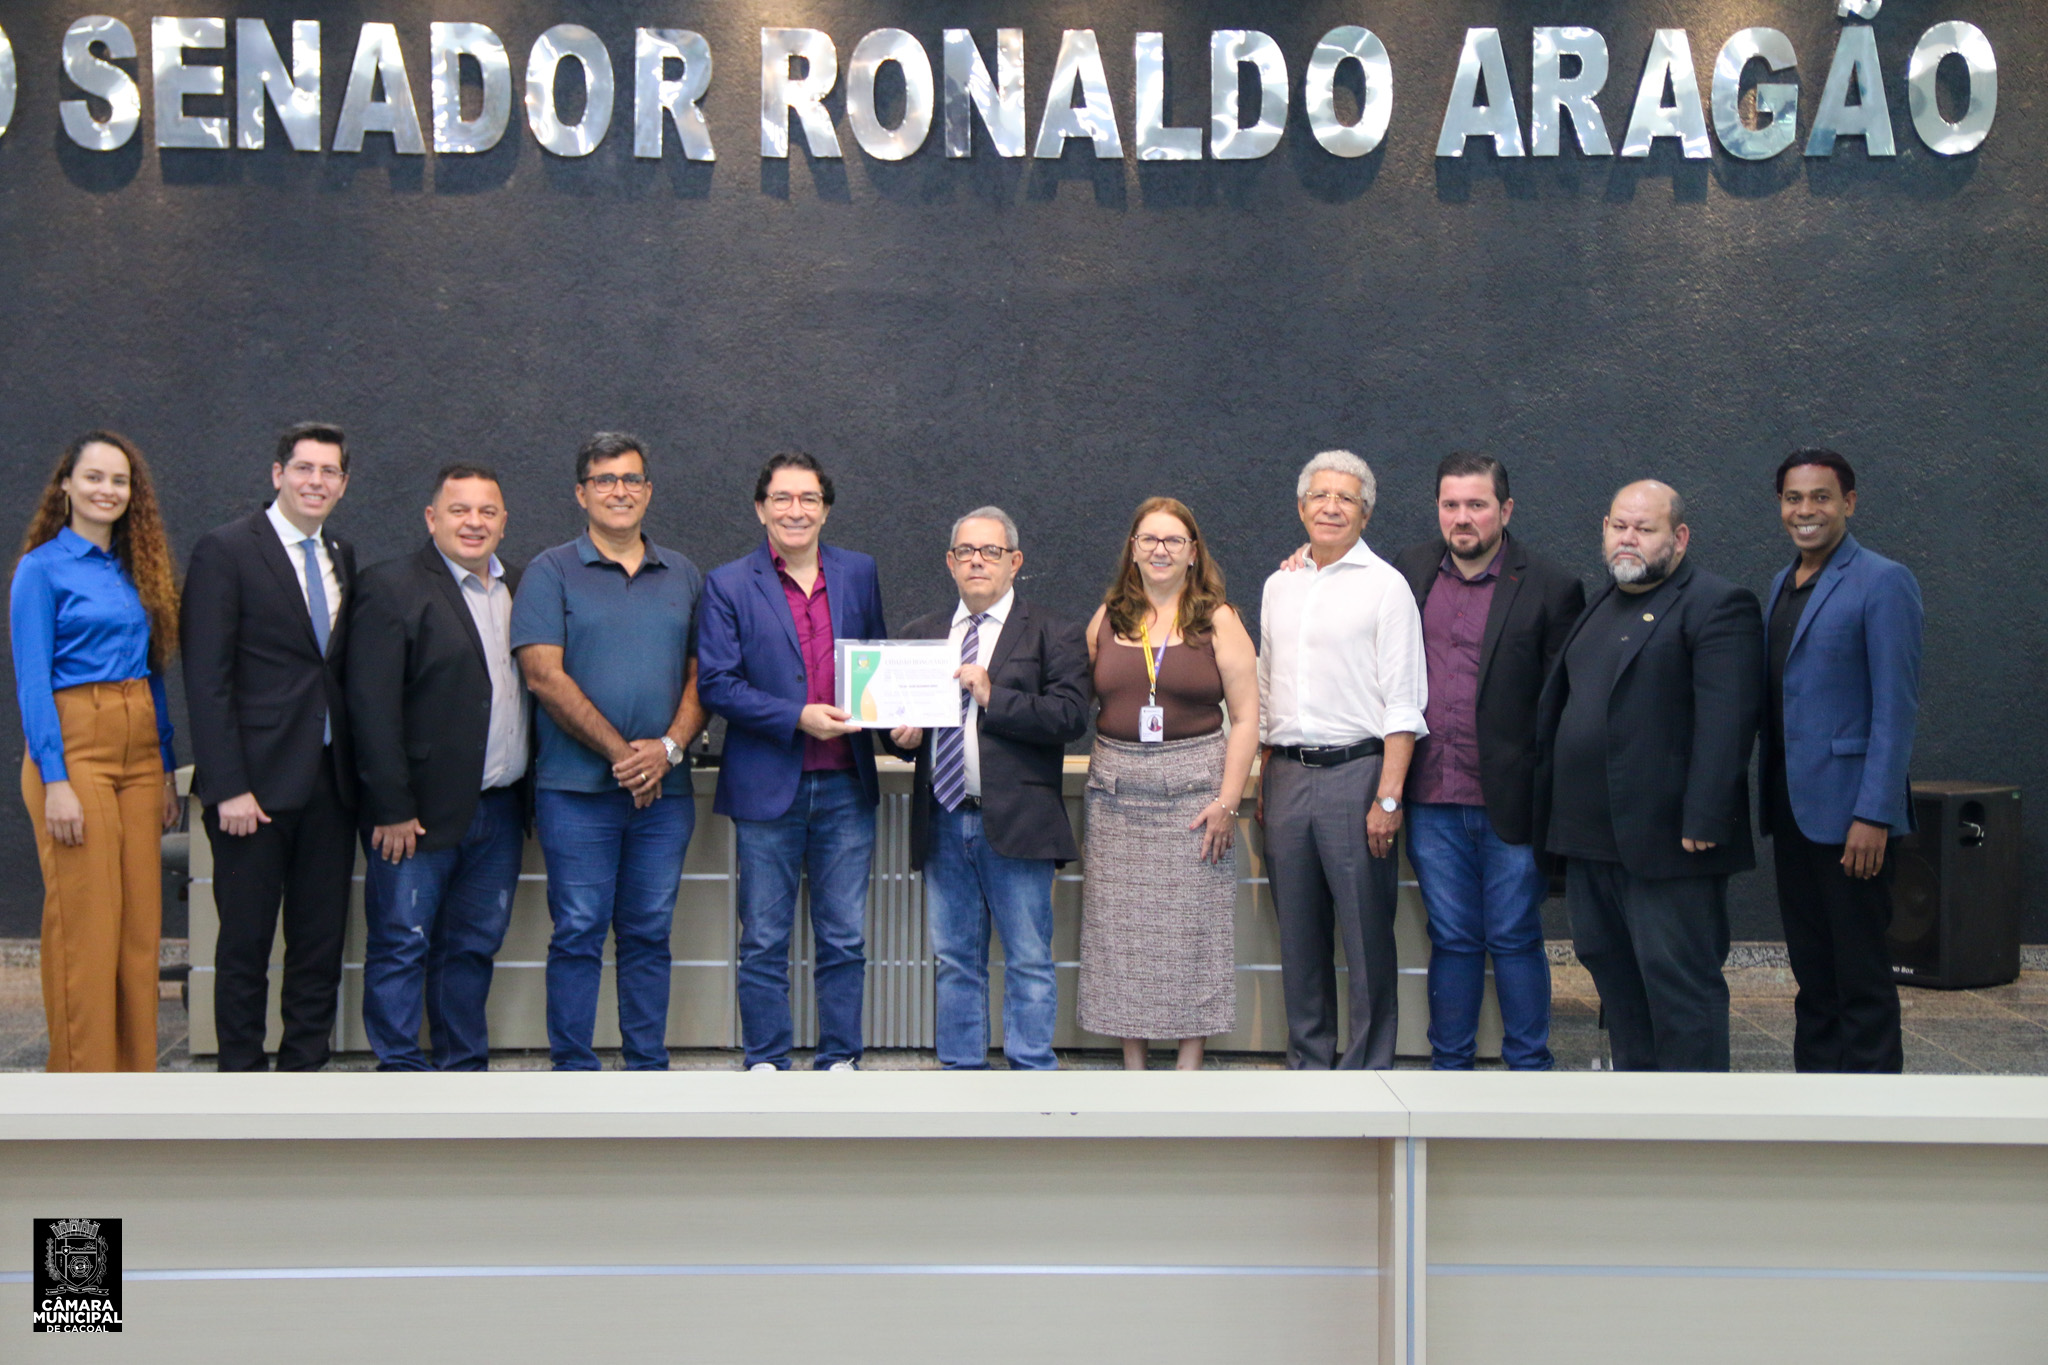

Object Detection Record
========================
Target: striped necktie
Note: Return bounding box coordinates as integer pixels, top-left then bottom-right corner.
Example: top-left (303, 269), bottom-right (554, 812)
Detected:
top-left (929, 613), bottom-right (985, 812)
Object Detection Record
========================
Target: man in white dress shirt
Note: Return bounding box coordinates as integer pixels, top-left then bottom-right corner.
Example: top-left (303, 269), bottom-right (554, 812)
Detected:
top-left (1259, 451), bottom-right (1428, 1069)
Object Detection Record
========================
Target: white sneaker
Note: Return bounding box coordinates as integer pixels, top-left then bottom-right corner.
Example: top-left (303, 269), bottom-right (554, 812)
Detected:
top-left (749, 1062), bottom-right (779, 1073)
top-left (825, 1060), bottom-right (858, 1072)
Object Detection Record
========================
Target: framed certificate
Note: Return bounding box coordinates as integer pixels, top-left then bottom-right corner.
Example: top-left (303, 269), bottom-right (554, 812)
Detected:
top-left (836, 639), bottom-right (963, 729)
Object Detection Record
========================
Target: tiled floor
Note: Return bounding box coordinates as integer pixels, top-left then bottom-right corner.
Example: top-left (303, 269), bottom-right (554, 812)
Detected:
top-left (3, 949), bottom-right (2043, 1073)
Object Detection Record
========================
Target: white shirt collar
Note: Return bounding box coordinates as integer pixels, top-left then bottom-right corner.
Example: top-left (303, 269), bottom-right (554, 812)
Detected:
top-left (1306, 537), bottom-right (1379, 572)
top-left (953, 588), bottom-right (1015, 626)
top-left (266, 500), bottom-right (324, 549)
top-left (438, 548), bottom-right (505, 588)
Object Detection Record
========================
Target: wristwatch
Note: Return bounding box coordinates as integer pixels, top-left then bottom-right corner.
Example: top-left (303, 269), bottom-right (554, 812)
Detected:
top-left (660, 737), bottom-right (685, 768)
top-left (1377, 796), bottom-right (1401, 814)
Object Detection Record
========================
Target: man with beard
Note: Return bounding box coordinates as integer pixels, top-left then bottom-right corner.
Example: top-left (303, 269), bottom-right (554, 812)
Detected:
top-left (1534, 481), bottom-right (1764, 1071)
top-left (1393, 453), bottom-right (1584, 1071)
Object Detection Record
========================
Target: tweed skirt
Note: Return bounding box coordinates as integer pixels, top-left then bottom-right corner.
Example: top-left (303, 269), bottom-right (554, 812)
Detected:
top-left (1077, 731), bottom-right (1237, 1039)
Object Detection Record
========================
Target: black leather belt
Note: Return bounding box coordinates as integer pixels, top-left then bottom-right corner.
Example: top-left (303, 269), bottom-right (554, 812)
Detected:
top-left (956, 796), bottom-right (982, 811)
top-left (1271, 738), bottom-right (1384, 768)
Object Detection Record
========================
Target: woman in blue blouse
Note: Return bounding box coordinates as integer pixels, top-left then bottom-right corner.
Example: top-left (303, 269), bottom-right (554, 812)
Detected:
top-left (12, 431), bottom-right (181, 1071)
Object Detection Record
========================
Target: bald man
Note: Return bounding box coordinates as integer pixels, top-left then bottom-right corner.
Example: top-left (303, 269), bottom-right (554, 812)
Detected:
top-left (1533, 482), bottom-right (1764, 1071)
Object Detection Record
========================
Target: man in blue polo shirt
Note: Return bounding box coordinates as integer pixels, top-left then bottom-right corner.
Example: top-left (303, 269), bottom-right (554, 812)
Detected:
top-left (511, 432), bottom-right (706, 1071)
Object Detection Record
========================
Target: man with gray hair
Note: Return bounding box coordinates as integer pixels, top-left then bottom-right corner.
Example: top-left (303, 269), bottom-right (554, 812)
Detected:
top-left (1259, 451), bottom-right (1428, 1069)
top-left (885, 508), bottom-right (1090, 1068)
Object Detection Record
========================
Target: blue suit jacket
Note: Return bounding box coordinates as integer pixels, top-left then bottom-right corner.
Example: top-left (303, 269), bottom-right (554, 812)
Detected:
top-left (1762, 534), bottom-right (1923, 842)
top-left (698, 540), bottom-right (886, 821)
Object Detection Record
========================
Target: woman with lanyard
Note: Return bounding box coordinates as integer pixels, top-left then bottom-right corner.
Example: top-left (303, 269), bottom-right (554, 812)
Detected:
top-left (1079, 497), bottom-right (1259, 1069)
top-left (11, 431), bottom-right (181, 1071)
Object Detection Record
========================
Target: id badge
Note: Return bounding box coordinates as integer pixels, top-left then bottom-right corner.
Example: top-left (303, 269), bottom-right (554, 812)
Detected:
top-left (1138, 705), bottom-right (1166, 743)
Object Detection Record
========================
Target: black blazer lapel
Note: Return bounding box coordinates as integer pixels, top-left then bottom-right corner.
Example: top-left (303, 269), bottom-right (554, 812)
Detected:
top-left (1477, 536), bottom-right (1528, 689)
top-left (251, 513), bottom-right (324, 656)
top-left (419, 542), bottom-right (488, 668)
top-left (1612, 559), bottom-right (1692, 682)
top-left (985, 600), bottom-right (1028, 674)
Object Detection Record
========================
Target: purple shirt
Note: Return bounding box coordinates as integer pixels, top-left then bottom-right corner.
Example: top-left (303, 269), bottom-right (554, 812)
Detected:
top-left (774, 548), bottom-right (854, 772)
top-left (1410, 551), bottom-right (1498, 807)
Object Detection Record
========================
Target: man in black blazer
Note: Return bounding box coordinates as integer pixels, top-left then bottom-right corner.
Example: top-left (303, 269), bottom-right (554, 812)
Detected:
top-left (1534, 480), bottom-right (1764, 1072)
top-left (1392, 453), bottom-right (1584, 1071)
top-left (347, 464), bottom-right (530, 1071)
top-left (884, 507), bottom-right (1090, 1069)
top-left (183, 422), bottom-right (358, 1072)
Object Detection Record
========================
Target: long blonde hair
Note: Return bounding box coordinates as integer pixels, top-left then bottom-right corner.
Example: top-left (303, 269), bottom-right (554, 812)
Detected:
top-left (1101, 496), bottom-right (1227, 644)
top-left (18, 430), bottom-right (180, 665)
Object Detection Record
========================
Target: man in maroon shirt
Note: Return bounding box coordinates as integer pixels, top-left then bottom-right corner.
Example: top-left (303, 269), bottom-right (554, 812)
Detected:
top-left (1393, 454), bottom-right (1585, 1069)
top-left (698, 453), bottom-right (889, 1071)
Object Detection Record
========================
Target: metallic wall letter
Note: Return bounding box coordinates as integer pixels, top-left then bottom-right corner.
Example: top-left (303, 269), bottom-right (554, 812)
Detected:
top-left (430, 22), bottom-right (510, 154)
top-left (846, 28), bottom-right (932, 160)
top-left (943, 29), bottom-right (1023, 157)
top-left (1838, 1), bottom-right (1882, 17)
top-left (153, 17), bottom-right (229, 150)
top-left (1908, 22), bottom-right (1995, 156)
top-left (1711, 28), bottom-right (1797, 161)
top-left (335, 22), bottom-right (424, 154)
top-left (1303, 27), bottom-right (1391, 158)
top-left (635, 29), bottom-right (714, 160)
top-left (1436, 28), bottom-right (1523, 157)
top-left (1209, 30), bottom-right (1286, 160)
top-left (1033, 29), bottom-right (1121, 158)
top-left (237, 19), bottom-right (318, 151)
top-left (760, 28), bottom-right (840, 158)
top-left (0, 27), bottom-right (18, 141)
top-left (1621, 29), bottom-right (1711, 158)
top-left (1807, 26), bottom-right (1894, 156)
top-left (525, 25), bottom-right (613, 157)
top-left (1134, 32), bottom-right (1199, 160)
top-left (61, 16), bottom-right (141, 151)
top-left (1531, 27), bottom-right (1612, 156)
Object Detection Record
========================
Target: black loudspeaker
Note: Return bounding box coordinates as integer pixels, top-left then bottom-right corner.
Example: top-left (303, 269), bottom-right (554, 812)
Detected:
top-left (1887, 782), bottom-right (2023, 989)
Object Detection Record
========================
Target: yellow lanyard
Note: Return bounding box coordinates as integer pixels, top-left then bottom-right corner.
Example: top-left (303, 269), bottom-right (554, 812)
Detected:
top-left (1139, 618), bottom-right (1169, 706)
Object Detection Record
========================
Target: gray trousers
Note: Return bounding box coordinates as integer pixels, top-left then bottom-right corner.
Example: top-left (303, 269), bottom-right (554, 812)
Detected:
top-left (1566, 859), bottom-right (1732, 1072)
top-left (1262, 753), bottom-right (1400, 1069)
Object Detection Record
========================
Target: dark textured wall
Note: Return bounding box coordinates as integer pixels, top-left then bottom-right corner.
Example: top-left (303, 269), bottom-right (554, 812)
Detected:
top-left (0, 1), bottom-right (2039, 940)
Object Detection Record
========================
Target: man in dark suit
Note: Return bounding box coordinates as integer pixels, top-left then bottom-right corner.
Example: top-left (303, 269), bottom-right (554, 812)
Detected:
top-left (1762, 450), bottom-right (1922, 1073)
top-left (882, 507), bottom-right (1090, 1070)
top-left (1534, 480), bottom-right (1764, 1072)
top-left (347, 463), bottom-right (530, 1072)
top-left (182, 422), bottom-right (358, 1072)
top-left (697, 452), bottom-right (888, 1072)
top-left (1393, 453), bottom-right (1585, 1071)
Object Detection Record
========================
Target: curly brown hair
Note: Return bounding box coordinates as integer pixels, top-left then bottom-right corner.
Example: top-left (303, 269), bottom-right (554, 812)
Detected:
top-left (1102, 496), bottom-right (1228, 645)
top-left (18, 431), bottom-right (180, 665)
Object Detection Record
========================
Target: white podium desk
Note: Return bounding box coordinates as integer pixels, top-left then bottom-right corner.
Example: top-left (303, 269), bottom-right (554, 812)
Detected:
top-left (3, 1072), bottom-right (2044, 1364)
top-left (187, 759), bottom-right (1507, 1060)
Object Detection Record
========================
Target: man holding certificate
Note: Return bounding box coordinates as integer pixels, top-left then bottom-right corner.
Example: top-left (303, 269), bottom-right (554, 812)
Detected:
top-left (698, 453), bottom-right (888, 1072)
top-left (885, 508), bottom-right (1090, 1070)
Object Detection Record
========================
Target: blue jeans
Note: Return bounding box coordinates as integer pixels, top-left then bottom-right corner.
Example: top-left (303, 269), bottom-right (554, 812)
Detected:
top-left (924, 804), bottom-right (1058, 1070)
top-left (1408, 802), bottom-right (1554, 1071)
top-left (734, 770), bottom-right (874, 1069)
top-left (360, 787), bottom-right (523, 1071)
top-left (535, 788), bottom-right (694, 1071)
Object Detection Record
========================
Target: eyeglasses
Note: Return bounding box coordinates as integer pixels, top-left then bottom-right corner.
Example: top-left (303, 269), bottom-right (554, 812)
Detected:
top-left (765, 492), bottom-right (824, 511)
top-left (582, 473), bottom-right (648, 492)
top-left (1133, 534), bottom-right (1192, 553)
top-left (950, 544), bottom-right (1015, 563)
top-left (1303, 489), bottom-right (1362, 510)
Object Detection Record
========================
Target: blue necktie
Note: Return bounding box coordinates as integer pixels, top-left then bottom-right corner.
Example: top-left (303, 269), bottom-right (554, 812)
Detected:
top-left (300, 538), bottom-right (332, 744)
top-left (930, 613), bottom-right (984, 812)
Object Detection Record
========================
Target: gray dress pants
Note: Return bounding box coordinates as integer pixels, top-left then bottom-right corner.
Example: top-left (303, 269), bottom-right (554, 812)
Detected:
top-left (1262, 753), bottom-right (1400, 1069)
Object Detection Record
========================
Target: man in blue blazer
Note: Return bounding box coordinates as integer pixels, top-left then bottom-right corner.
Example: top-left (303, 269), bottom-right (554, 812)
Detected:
top-left (1761, 449), bottom-right (1923, 1073)
top-left (698, 452), bottom-right (886, 1071)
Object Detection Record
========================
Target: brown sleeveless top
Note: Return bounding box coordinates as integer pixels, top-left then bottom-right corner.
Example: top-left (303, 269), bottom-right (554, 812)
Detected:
top-left (1092, 615), bottom-right (1225, 742)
